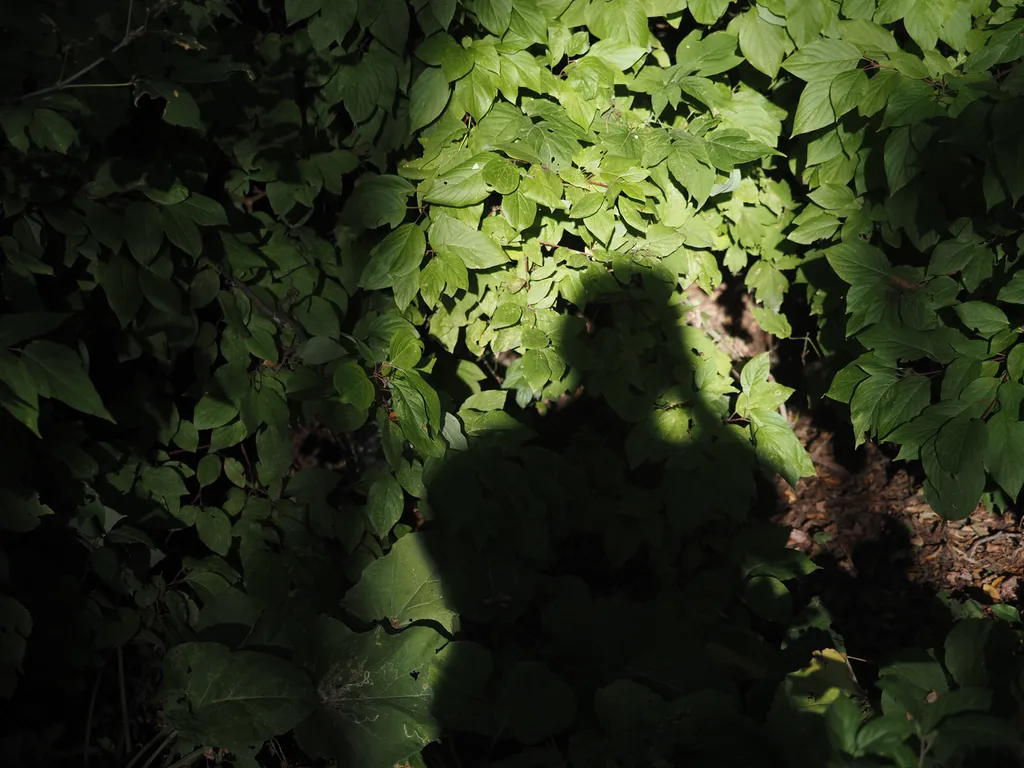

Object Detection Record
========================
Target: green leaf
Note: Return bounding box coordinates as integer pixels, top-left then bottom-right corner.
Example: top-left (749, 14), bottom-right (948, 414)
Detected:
top-left (360, 224), bottom-right (426, 290)
top-left (0, 489), bottom-right (53, 532)
top-left (687, 0), bottom-right (730, 25)
top-left (341, 174), bottom-right (414, 229)
top-left (429, 215), bottom-right (509, 270)
top-left (929, 239), bottom-right (985, 276)
top-left (904, 0), bottom-right (943, 52)
top-left (333, 362), bottom-right (375, 410)
top-left (0, 313), bottom-right (67, 348)
top-left (483, 158), bottom-right (520, 194)
top-left (189, 269), bottom-right (221, 309)
top-left (808, 184), bottom-right (857, 210)
top-left (161, 205), bottom-right (203, 258)
top-left (365, 472), bottom-right (405, 538)
top-left (224, 457), bottom-right (246, 488)
top-left (750, 408), bottom-right (815, 486)
top-left (744, 575), bottom-right (792, 623)
top-left (28, 109), bottom-right (76, 154)
top-left (422, 158), bottom-right (491, 206)
top-left (495, 662), bottom-right (577, 744)
top-left (123, 202), bottom-right (164, 265)
top-left (194, 395), bottom-right (238, 431)
top-left (21, 341), bottom-right (114, 422)
top-left (295, 621), bottom-right (443, 766)
top-left (160, 88), bottom-right (203, 130)
top-left (285, 0), bottom-right (324, 25)
top-left (175, 194), bottom-right (227, 227)
top-left (985, 414), bottom-right (1024, 499)
top-left (733, 8), bottom-right (788, 79)
top-left (161, 642), bottom-right (317, 751)
top-left (0, 354), bottom-right (40, 435)
top-left (468, 0), bottom-right (512, 36)
top-left (409, 67), bottom-right (451, 132)
top-left (943, 620), bottom-right (991, 689)
top-left (1008, 345), bottom-right (1024, 382)
top-left (502, 189), bottom-right (537, 230)
top-left (783, 39), bottom-right (863, 81)
top-left (389, 329), bottom-right (423, 369)
top-left (825, 240), bottom-right (891, 284)
top-left (196, 507), bottom-right (232, 555)
top-left (826, 696), bottom-right (863, 755)
top-left (342, 531), bottom-right (455, 631)
top-left (97, 255), bottom-right (142, 327)
top-left (520, 348), bottom-right (551, 392)
top-left (954, 302), bottom-right (1009, 337)
top-left (197, 455), bottom-right (221, 487)
top-left (792, 79), bottom-right (836, 136)
top-left (587, 40), bottom-right (647, 71)
top-left (997, 272), bottom-right (1024, 304)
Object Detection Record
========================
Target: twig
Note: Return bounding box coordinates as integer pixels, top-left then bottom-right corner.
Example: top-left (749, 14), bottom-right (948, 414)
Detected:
top-left (224, 274), bottom-right (309, 343)
top-left (16, 0), bottom-right (172, 103)
top-left (124, 731), bottom-right (171, 768)
top-left (117, 646), bottom-right (131, 755)
top-left (134, 731), bottom-right (177, 768)
top-left (967, 531), bottom-right (1022, 559)
top-left (125, 0), bottom-right (135, 39)
top-left (83, 665), bottom-right (104, 768)
top-left (163, 748), bottom-right (206, 768)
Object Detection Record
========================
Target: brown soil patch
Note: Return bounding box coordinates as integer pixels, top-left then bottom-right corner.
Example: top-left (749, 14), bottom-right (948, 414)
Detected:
top-left (773, 416), bottom-right (1024, 665)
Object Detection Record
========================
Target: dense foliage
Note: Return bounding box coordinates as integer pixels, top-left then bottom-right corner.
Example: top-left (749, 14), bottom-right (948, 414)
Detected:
top-left (1, 0), bottom-right (1023, 766)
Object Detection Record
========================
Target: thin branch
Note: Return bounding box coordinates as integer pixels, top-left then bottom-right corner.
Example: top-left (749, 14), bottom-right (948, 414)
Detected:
top-left (125, 0), bottom-right (135, 39)
top-left (117, 646), bottom-right (131, 756)
top-left (124, 731), bottom-right (171, 768)
top-left (224, 274), bottom-right (309, 343)
top-left (16, 0), bottom-right (172, 103)
top-left (137, 731), bottom-right (178, 768)
top-left (83, 665), bottom-right (103, 768)
top-left (164, 748), bottom-right (206, 768)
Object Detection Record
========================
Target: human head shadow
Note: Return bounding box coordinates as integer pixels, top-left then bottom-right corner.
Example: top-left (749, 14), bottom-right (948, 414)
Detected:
top-left (409, 260), bottom-right (855, 767)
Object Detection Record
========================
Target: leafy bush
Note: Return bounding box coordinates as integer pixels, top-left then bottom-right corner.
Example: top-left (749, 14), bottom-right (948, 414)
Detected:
top-left (1, 0), bottom-right (1023, 767)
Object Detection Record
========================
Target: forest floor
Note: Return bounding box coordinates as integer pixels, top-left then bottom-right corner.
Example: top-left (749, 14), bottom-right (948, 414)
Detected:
top-left (685, 280), bottom-right (1024, 673)
top-left (771, 417), bottom-right (1023, 661)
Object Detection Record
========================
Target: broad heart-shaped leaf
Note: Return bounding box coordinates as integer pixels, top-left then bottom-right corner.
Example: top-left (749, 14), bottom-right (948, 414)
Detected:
top-left (985, 413), bottom-right (1024, 499)
top-left (409, 67), bottom-right (450, 131)
top-left (428, 214), bottom-right (509, 270)
top-left (295, 619), bottom-right (444, 766)
top-left (342, 530), bottom-right (456, 632)
top-left (160, 642), bottom-right (317, 754)
top-left (21, 341), bottom-right (114, 422)
top-left (750, 408), bottom-right (815, 487)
